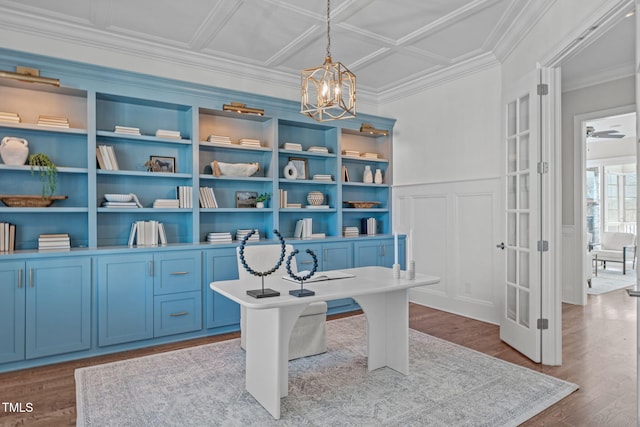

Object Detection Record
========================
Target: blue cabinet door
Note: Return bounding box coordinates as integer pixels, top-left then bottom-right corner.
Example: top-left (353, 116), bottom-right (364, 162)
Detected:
top-left (98, 254), bottom-right (154, 346)
top-left (153, 251), bottom-right (202, 295)
top-left (322, 242), bottom-right (353, 271)
top-left (205, 248), bottom-right (240, 329)
top-left (354, 241), bottom-right (382, 267)
top-left (292, 243), bottom-right (323, 272)
top-left (25, 257), bottom-right (91, 359)
top-left (0, 261), bottom-right (25, 363)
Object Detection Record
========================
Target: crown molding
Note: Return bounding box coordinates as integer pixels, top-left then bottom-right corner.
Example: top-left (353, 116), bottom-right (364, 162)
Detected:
top-left (562, 62), bottom-right (635, 93)
top-left (376, 52), bottom-right (500, 104)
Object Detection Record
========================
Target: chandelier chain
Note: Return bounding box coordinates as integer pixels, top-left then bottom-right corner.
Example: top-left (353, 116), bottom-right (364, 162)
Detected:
top-left (326, 0), bottom-right (331, 58)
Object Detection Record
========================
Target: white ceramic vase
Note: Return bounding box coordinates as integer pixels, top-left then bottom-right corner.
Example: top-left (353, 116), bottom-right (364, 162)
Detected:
top-left (374, 168), bottom-right (383, 184)
top-left (307, 191), bottom-right (324, 206)
top-left (0, 136), bottom-right (29, 166)
top-left (363, 165), bottom-right (373, 183)
top-left (283, 161), bottom-right (298, 180)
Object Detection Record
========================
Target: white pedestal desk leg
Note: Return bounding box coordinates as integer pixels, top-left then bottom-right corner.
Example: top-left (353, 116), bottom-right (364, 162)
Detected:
top-left (244, 304), bottom-right (308, 419)
top-left (354, 289), bottom-right (409, 374)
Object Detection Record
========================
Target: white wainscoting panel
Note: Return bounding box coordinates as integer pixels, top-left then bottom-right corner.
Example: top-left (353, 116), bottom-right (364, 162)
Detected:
top-left (394, 177), bottom-right (502, 324)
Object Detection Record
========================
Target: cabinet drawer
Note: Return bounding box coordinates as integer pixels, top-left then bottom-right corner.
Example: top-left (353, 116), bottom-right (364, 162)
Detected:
top-left (154, 291), bottom-right (202, 337)
top-left (155, 253), bottom-right (201, 295)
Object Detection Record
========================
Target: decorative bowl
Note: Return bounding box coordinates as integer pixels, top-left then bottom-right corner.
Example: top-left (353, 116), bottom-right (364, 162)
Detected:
top-left (0, 194), bottom-right (68, 207)
top-left (104, 193), bottom-right (133, 202)
top-left (344, 201), bottom-right (381, 209)
top-left (212, 160), bottom-right (259, 177)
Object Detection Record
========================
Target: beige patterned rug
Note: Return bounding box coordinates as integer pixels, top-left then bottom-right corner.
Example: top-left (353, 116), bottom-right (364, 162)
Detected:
top-left (76, 315), bottom-right (577, 426)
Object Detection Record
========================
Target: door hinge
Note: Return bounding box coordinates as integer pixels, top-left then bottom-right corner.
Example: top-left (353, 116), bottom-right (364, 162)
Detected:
top-left (537, 318), bottom-right (549, 330)
top-left (537, 83), bottom-right (549, 95)
top-left (537, 161), bottom-right (548, 174)
top-left (537, 240), bottom-right (549, 252)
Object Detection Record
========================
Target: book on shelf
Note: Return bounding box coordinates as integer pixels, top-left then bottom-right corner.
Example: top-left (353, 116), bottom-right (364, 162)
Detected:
top-left (342, 149), bottom-right (360, 157)
top-left (206, 231), bottom-right (232, 244)
top-left (361, 217), bottom-right (378, 236)
top-left (102, 201), bottom-right (138, 208)
top-left (97, 145), bottom-right (119, 170)
top-left (206, 135), bottom-right (232, 144)
top-left (37, 115), bottom-right (69, 128)
top-left (282, 142), bottom-right (302, 151)
top-left (312, 174), bottom-right (333, 182)
top-left (153, 199), bottom-right (180, 208)
top-left (238, 138), bottom-right (261, 147)
top-left (0, 222), bottom-right (16, 252)
top-left (360, 152), bottom-right (379, 159)
top-left (307, 146), bottom-right (329, 153)
top-left (0, 111), bottom-right (21, 123)
top-left (286, 203), bottom-right (302, 209)
top-left (129, 220), bottom-right (166, 247)
top-left (155, 129), bottom-right (181, 139)
top-left (342, 165), bottom-right (350, 182)
top-left (236, 229), bottom-right (260, 242)
top-left (293, 218), bottom-right (313, 238)
top-left (343, 226), bottom-right (359, 237)
top-left (177, 186), bottom-right (192, 208)
top-left (198, 187), bottom-right (218, 208)
top-left (38, 233), bottom-right (70, 250)
top-left (114, 125), bottom-right (141, 135)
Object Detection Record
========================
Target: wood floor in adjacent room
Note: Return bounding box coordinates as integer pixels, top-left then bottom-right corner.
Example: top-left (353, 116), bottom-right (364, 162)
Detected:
top-left (0, 289), bottom-right (635, 427)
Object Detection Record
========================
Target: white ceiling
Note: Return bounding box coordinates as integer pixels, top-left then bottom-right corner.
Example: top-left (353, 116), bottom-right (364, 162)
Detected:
top-left (0, 0), bottom-right (555, 102)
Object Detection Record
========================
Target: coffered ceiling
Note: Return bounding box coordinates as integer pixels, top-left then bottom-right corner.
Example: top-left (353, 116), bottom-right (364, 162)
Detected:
top-left (0, 0), bottom-right (554, 102)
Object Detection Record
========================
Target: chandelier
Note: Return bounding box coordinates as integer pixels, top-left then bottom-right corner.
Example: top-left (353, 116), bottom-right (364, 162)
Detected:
top-left (301, 0), bottom-right (356, 122)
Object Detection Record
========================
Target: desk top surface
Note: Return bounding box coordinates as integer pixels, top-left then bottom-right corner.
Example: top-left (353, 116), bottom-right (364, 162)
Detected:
top-left (210, 266), bottom-right (440, 309)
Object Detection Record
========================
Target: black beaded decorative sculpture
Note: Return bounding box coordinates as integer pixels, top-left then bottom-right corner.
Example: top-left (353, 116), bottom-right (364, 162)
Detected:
top-left (239, 229), bottom-right (285, 298)
top-left (286, 248), bottom-right (318, 297)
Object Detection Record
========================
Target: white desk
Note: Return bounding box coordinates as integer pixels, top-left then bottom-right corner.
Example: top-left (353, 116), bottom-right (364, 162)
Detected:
top-left (210, 266), bottom-right (439, 419)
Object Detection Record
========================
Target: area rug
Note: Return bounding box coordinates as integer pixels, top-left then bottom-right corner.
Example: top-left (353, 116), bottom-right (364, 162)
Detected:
top-left (588, 268), bottom-right (635, 295)
top-left (76, 315), bottom-right (577, 427)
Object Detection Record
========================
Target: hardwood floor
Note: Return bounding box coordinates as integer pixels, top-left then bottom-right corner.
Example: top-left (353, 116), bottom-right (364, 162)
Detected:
top-left (0, 289), bottom-right (635, 426)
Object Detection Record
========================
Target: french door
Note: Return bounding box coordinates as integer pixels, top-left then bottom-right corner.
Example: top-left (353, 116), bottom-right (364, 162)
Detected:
top-left (500, 69), bottom-right (544, 363)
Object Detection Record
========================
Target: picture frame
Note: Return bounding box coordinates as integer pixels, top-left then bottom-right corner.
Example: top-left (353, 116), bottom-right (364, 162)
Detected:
top-left (149, 155), bottom-right (175, 173)
top-left (289, 157), bottom-right (308, 180)
top-left (236, 191), bottom-right (258, 208)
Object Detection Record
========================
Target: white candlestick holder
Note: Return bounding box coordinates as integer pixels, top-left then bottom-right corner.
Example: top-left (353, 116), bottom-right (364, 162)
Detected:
top-left (407, 260), bottom-right (415, 280)
top-left (392, 263), bottom-right (401, 279)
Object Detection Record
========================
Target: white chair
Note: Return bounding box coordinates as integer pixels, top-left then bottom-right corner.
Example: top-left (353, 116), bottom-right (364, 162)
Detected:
top-left (591, 232), bottom-right (637, 275)
top-left (236, 244), bottom-right (327, 360)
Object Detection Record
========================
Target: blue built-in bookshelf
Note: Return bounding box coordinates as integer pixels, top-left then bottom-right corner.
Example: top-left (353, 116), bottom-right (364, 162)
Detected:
top-left (0, 48), bottom-right (396, 251)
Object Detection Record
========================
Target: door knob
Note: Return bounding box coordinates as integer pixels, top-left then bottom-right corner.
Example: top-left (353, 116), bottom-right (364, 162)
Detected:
top-left (496, 242), bottom-right (505, 250)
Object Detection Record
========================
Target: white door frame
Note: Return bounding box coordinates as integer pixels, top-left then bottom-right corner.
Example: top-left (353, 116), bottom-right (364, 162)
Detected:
top-left (573, 104), bottom-right (636, 307)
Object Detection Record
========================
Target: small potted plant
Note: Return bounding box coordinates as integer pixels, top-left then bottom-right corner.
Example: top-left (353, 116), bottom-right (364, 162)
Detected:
top-left (255, 192), bottom-right (271, 208)
top-left (29, 152), bottom-right (58, 198)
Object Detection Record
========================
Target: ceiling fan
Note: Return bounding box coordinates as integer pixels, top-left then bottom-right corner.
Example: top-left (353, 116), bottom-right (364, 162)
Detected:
top-left (586, 126), bottom-right (625, 139)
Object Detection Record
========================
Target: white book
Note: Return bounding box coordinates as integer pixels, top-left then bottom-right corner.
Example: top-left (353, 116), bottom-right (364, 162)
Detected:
top-left (293, 220), bottom-right (303, 239)
top-left (128, 222), bottom-right (138, 247)
top-left (303, 218), bottom-right (313, 238)
top-left (0, 222), bottom-right (5, 251)
top-left (99, 145), bottom-right (112, 170)
top-left (107, 146), bottom-right (119, 170)
top-left (209, 187), bottom-right (218, 208)
top-left (158, 222), bottom-right (167, 245)
top-left (144, 221), bottom-right (156, 246)
top-left (136, 220), bottom-right (145, 246)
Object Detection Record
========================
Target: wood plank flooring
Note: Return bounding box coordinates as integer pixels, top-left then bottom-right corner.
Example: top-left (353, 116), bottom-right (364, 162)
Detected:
top-left (0, 289), bottom-right (635, 426)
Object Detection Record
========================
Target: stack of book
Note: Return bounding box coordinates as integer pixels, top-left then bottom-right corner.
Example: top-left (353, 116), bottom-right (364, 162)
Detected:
top-left (287, 203), bottom-right (302, 208)
top-left (37, 115), bottom-right (69, 128)
top-left (0, 111), bottom-right (20, 124)
top-left (206, 232), bottom-right (232, 244)
top-left (102, 200), bottom-right (138, 208)
top-left (199, 187), bottom-right (218, 208)
top-left (177, 186), bottom-right (192, 208)
top-left (239, 138), bottom-right (261, 147)
top-left (307, 146), bottom-right (329, 153)
top-left (152, 199), bottom-right (180, 208)
top-left (306, 204), bottom-right (329, 209)
top-left (343, 226), bottom-right (359, 237)
top-left (114, 125), bottom-right (141, 135)
top-left (282, 142), bottom-right (302, 151)
top-left (236, 229), bottom-right (260, 242)
top-left (38, 233), bottom-right (70, 250)
top-left (0, 222), bottom-right (16, 252)
top-left (278, 189), bottom-right (288, 208)
top-left (155, 129), bottom-right (181, 139)
top-left (128, 220), bottom-right (167, 246)
top-left (293, 218), bottom-right (313, 239)
top-left (312, 174), bottom-right (333, 182)
top-left (206, 135), bottom-right (232, 144)
top-left (96, 145), bottom-right (120, 170)
top-left (342, 149), bottom-right (360, 158)
top-left (360, 152), bottom-right (379, 159)
top-left (361, 217), bottom-right (378, 236)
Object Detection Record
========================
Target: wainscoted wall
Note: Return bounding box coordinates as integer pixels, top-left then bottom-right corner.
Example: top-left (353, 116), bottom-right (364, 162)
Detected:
top-left (394, 177), bottom-right (502, 324)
